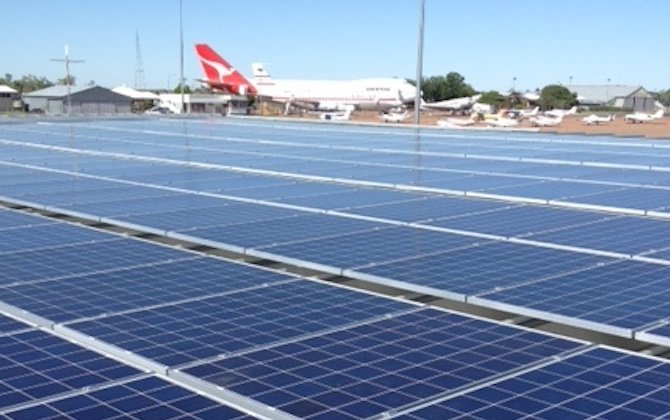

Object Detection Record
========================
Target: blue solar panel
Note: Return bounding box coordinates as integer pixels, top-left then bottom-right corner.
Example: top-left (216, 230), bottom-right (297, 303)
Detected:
top-left (0, 238), bottom-right (194, 287)
top-left (0, 314), bottom-right (29, 335)
top-left (0, 223), bottom-right (118, 255)
top-left (58, 193), bottom-right (225, 217)
top-left (400, 347), bottom-right (670, 419)
top-left (353, 241), bottom-right (607, 296)
top-left (182, 214), bottom-right (382, 250)
top-left (486, 181), bottom-right (624, 201)
top-left (0, 257), bottom-right (292, 323)
top-left (117, 202), bottom-right (299, 233)
top-left (480, 260), bottom-right (670, 331)
top-left (0, 329), bottom-right (139, 410)
top-left (529, 216), bottom-right (670, 255)
top-left (184, 308), bottom-right (582, 420)
top-left (2, 376), bottom-right (251, 420)
top-left (430, 205), bottom-right (609, 238)
top-left (260, 226), bottom-right (481, 272)
top-left (68, 280), bottom-right (412, 366)
top-left (347, 196), bottom-right (510, 222)
top-left (564, 187), bottom-right (670, 211)
top-left (0, 210), bottom-right (54, 231)
top-left (277, 188), bottom-right (420, 210)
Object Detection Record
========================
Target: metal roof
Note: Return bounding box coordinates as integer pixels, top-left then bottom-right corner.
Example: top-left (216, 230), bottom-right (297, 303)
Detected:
top-left (566, 85), bottom-right (649, 104)
top-left (23, 85), bottom-right (93, 98)
top-left (113, 85), bottom-right (160, 100)
top-left (0, 84), bottom-right (18, 94)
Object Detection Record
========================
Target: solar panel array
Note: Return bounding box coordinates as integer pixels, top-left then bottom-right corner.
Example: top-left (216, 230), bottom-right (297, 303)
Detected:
top-left (1, 118), bottom-right (670, 418)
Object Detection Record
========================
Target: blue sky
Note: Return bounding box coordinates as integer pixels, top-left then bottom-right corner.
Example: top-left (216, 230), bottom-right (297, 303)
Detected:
top-left (3, 0), bottom-right (669, 92)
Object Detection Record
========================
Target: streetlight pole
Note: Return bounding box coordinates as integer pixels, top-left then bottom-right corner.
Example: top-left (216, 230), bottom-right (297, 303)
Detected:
top-left (50, 45), bottom-right (84, 115)
top-left (414, 0), bottom-right (425, 126)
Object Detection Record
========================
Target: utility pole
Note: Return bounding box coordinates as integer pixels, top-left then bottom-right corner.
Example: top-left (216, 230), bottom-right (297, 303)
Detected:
top-left (179, 0), bottom-right (185, 114)
top-left (51, 45), bottom-right (84, 115)
top-left (414, 0), bottom-right (425, 125)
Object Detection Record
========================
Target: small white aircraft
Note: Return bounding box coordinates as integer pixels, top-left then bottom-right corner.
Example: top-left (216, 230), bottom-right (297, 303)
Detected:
top-left (380, 110), bottom-right (411, 123)
top-left (422, 94), bottom-right (481, 113)
top-left (486, 117), bottom-right (520, 128)
top-left (544, 106), bottom-right (577, 119)
top-left (529, 115), bottom-right (563, 127)
top-left (582, 114), bottom-right (615, 125)
top-left (624, 108), bottom-right (664, 124)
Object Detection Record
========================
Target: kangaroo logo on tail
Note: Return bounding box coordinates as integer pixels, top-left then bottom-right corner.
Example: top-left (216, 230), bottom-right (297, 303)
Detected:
top-left (194, 44), bottom-right (257, 96)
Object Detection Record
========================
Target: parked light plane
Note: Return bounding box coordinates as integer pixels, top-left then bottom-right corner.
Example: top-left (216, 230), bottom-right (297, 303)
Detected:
top-left (544, 106), bottom-right (577, 119)
top-left (195, 44), bottom-right (417, 112)
top-left (436, 116), bottom-right (477, 128)
top-left (529, 115), bottom-right (563, 127)
top-left (582, 114), bottom-right (615, 125)
top-left (624, 109), bottom-right (664, 124)
top-left (380, 110), bottom-right (411, 123)
top-left (421, 95), bottom-right (481, 113)
top-left (486, 117), bottom-right (520, 128)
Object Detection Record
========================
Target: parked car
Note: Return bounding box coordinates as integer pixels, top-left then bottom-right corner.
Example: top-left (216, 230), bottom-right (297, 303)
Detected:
top-left (144, 106), bottom-right (173, 115)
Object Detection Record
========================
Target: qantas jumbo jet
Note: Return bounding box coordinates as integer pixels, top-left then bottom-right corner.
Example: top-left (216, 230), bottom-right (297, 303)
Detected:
top-left (194, 43), bottom-right (417, 112)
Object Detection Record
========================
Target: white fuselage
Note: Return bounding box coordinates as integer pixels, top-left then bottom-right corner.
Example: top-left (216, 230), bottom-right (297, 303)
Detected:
top-left (255, 78), bottom-right (416, 110)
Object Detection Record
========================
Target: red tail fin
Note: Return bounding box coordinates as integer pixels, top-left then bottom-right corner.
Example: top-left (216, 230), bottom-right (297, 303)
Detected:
top-left (194, 44), bottom-right (257, 96)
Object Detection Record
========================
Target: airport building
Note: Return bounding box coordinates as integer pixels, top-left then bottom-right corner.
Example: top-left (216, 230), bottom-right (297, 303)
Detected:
top-left (112, 85), bottom-right (160, 112)
top-left (158, 93), bottom-right (248, 115)
top-left (23, 85), bottom-right (132, 114)
top-left (568, 85), bottom-right (656, 112)
top-left (0, 84), bottom-right (20, 112)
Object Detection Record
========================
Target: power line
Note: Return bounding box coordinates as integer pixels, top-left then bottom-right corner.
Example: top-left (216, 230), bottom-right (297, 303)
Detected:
top-left (50, 45), bottom-right (85, 115)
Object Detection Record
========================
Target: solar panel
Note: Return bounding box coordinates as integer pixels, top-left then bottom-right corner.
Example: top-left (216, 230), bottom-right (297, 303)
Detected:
top-left (0, 210), bottom-right (54, 231)
top-left (0, 223), bottom-right (118, 255)
top-left (0, 314), bottom-right (30, 335)
top-left (183, 308), bottom-right (583, 419)
top-left (0, 257), bottom-right (292, 323)
top-left (0, 329), bottom-right (139, 410)
top-left (2, 376), bottom-right (251, 420)
top-left (529, 216), bottom-right (670, 256)
top-left (0, 237), bottom-right (195, 287)
top-left (68, 280), bottom-right (413, 366)
top-left (350, 241), bottom-right (608, 296)
top-left (475, 260), bottom-right (670, 334)
top-left (429, 205), bottom-right (610, 238)
top-left (400, 347), bottom-right (670, 419)
top-left (178, 214), bottom-right (383, 250)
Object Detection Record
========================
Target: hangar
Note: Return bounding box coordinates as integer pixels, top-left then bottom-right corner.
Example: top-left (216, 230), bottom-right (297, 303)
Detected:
top-left (23, 85), bottom-right (132, 114)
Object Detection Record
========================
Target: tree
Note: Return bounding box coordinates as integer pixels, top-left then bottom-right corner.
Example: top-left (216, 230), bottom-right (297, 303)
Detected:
top-left (653, 90), bottom-right (670, 107)
top-left (173, 83), bottom-right (192, 94)
top-left (57, 75), bottom-right (76, 86)
top-left (539, 84), bottom-right (577, 110)
top-left (478, 91), bottom-right (506, 108)
top-left (14, 74), bottom-right (53, 93)
top-left (421, 72), bottom-right (476, 102)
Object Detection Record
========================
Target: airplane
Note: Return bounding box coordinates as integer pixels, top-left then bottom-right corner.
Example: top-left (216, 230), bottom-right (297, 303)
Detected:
top-left (544, 106), bottom-right (577, 119)
top-left (624, 108), bottom-right (664, 124)
top-left (582, 113), bottom-right (615, 125)
top-left (505, 106), bottom-right (539, 120)
top-left (380, 110), bottom-right (411, 123)
top-left (194, 44), bottom-right (417, 113)
top-left (421, 94), bottom-right (481, 113)
top-left (486, 117), bottom-right (520, 128)
top-left (529, 115), bottom-right (563, 127)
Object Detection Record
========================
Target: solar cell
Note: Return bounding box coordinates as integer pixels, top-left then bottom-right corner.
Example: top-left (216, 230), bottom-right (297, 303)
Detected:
top-left (68, 280), bottom-right (413, 366)
top-left (0, 210), bottom-right (54, 231)
top-left (0, 330), bottom-right (139, 410)
top-left (400, 347), bottom-right (670, 419)
top-left (559, 187), bottom-right (670, 211)
top-left (183, 308), bottom-right (582, 420)
top-left (2, 376), bottom-right (251, 420)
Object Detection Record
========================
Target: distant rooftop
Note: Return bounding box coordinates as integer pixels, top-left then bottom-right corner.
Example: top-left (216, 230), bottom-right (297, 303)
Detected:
top-left (0, 84), bottom-right (18, 94)
top-left (23, 85), bottom-right (93, 98)
top-left (113, 85), bottom-right (159, 100)
top-left (566, 85), bottom-right (648, 104)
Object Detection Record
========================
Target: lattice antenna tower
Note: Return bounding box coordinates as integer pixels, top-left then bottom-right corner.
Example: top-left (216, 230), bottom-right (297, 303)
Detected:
top-left (135, 31), bottom-right (146, 90)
